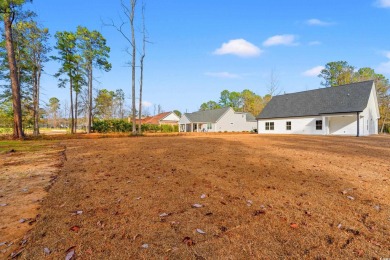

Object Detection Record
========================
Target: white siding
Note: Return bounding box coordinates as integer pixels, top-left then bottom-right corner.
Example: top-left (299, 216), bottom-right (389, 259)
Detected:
top-left (215, 109), bottom-right (257, 132)
top-left (328, 115), bottom-right (357, 135)
top-left (360, 85), bottom-right (380, 135)
top-left (179, 115), bottom-right (191, 124)
top-left (258, 116), bottom-right (326, 135)
top-left (162, 112), bottom-right (180, 122)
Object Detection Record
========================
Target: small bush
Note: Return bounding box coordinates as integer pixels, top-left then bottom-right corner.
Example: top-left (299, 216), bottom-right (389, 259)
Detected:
top-left (92, 120), bottom-right (179, 133)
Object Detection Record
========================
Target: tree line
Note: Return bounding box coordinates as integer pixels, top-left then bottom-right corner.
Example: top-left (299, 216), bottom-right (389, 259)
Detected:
top-left (1, 0), bottom-right (147, 139)
top-left (199, 89), bottom-right (271, 117)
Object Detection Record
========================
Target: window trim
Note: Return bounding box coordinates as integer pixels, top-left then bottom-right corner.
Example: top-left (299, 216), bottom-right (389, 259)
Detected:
top-left (265, 122), bottom-right (274, 130)
top-left (316, 120), bottom-right (323, 130)
top-left (286, 121), bottom-right (291, 131)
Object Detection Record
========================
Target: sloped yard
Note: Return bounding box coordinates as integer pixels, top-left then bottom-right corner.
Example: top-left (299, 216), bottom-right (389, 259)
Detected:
top-left (3, 134), bottom-right (390, 259)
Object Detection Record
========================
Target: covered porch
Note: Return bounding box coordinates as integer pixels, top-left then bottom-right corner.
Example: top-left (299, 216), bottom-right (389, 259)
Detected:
top-left (322, 112), bottom-right (363, 136)
top-left (179, 122), bottom-right (210, 132)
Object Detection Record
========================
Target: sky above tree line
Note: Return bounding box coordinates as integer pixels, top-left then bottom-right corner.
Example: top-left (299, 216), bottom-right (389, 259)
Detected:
top-left (27, 0), bottom-right (390, 114)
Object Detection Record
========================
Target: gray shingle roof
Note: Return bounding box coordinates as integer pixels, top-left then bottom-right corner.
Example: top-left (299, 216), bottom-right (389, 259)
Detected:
top-left (245, 113), bottom-right (256, 122)
top-left (184, 107), bottom-right (231, 123)
top-left (257, 80), bottom-right (374, 119)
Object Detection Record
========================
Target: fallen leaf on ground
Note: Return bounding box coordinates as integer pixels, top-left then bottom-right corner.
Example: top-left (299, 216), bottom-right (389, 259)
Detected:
top-left (196, 229), bottom-right (206, 234)
top-left (182, 236), bottom-right (195, 246)
top-left (10, 248), bottom-right (24, 258)
top-left (290, 223), bottom-right (299, 228)
top-left (43, 247), bottom-right (51, 255)
top-left (65, 246), bottom-right (76, 260)
top-left (252, 210), bottom-right (266, 216)
top-left (70, 225), bottom-right (80, 232)
top-left (353, 249), bottom-right (364, 256)
top-left (71, 210), bottom-right (83, 216)
top-left (133, 234), bottom-right (142, 241)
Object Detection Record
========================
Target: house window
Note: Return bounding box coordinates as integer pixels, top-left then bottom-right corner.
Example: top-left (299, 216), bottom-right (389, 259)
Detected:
top-left (207, 123), bottom-right (212, 130)
top-left (316, 120), bottom-right (322, 130)
top-left (286, 121), bottom-right (291, 130)
top-left (265, 122), bottom-right (274, 130)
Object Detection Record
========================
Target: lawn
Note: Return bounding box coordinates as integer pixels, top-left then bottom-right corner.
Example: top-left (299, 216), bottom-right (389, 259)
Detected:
top-left (1, 134), bottom-right (389, 259)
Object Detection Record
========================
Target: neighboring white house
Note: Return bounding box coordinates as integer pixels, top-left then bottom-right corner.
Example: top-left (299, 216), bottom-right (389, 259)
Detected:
top-left (179, 107), bottom-right (257, 132)
top-left (132, 111), bottom-right (180, 125)
top-left (257, 80), bottom-right (380, 136)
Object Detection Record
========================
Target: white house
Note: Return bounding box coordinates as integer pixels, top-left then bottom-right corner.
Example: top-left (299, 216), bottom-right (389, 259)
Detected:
top-left (179, 107), bottom-right (257, 132)
top-left (132, 111), bottom-right (180, 125)
top-left (257, 80), bottom-right (380, 136)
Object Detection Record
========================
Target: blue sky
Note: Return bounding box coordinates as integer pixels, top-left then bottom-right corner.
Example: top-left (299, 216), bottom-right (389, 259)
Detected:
top-left (26, 0), bottom-right (390, 114)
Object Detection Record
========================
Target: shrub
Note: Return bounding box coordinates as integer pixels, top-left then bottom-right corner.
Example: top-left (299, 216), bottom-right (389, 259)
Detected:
top-left (92, 120), bottom-right (179, 133)
top-left (92, 119), bottom-right (132, 133)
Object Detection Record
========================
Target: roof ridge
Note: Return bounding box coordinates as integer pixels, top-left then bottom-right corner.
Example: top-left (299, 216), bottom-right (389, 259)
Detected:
top-left (275, 80), bottom-right (374, 97)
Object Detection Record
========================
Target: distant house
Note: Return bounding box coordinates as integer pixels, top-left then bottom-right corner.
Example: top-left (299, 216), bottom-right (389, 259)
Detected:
top-left (179, 107), bottom-right (257, 132)
top-left (257, 80), bottom-right (379, 136)
top-left (132, 112), bottom-right (180, 125)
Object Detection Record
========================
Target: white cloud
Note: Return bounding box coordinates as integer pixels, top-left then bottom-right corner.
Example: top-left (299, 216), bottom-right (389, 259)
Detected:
top-left (377, 51), bottom-right (390, 74)
top-left (308, 41), bottom-right (322, 46)
top-left (375, 0), bottom-right (390, 8)
top-left (205, 72), bottom-right (240, 79)
top-left (263, 34), bottom-right (298, 47)
top-left (302, 66), bottom-right (325, 77)
top-left (142, 101), bottom-right (153, 107)
top-left (306, 19), bottom-right (333, 26)
top-left (377, 61), bottom-right (390, 74)
top-left (213, 39), bottom-right (262, 57)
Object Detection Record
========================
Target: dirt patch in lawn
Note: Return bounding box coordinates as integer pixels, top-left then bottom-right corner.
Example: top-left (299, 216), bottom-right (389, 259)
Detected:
top-left (0, 141), bottom-right (65, 258)
top-left (20, 134), bottom-right (390, 259)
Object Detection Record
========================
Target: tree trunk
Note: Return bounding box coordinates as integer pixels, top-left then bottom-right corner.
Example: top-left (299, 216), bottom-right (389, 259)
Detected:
top-left (69, 77), bottom-right (74, 134)
top-left (381, 112), bottom-right (388, 133)
top-left (87, 66), bottom-right (93, 133)
top-left (75, 91), bottom-right (78, 133)
top-left (33, 67), bottom-right (41, 136)
top-left (4, 12), bottom-right (24, 139)
top-left (138, 55), bottom-right (144, 134)
top-left (131, 0), bottom-right (137, 135)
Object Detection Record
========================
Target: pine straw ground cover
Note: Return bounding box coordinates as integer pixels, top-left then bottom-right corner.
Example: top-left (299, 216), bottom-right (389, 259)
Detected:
top-left (16, 134), bottom-right (390, 259)
top-left (0, 140), bottom-right (64, 258)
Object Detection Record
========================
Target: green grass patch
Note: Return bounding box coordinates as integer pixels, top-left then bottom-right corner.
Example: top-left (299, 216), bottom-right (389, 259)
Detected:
top-left (0, 140), bottom-right (57, 154)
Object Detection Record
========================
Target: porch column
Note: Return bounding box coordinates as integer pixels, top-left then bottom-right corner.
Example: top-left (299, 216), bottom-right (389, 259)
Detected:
top-left (356, 112), bottom-right (360, 137)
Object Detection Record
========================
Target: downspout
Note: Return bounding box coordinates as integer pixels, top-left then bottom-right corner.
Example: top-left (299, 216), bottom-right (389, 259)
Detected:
top-left (356, 112), bottom-right (360, 137)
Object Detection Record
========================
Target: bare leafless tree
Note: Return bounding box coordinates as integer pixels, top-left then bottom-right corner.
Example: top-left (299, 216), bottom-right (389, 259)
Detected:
top-left (104, 0), bottom-right (137, 134)
top-left (267, 69), bottom-right (281, 97)
top-left (138, 3), bottom-right (146, 134)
